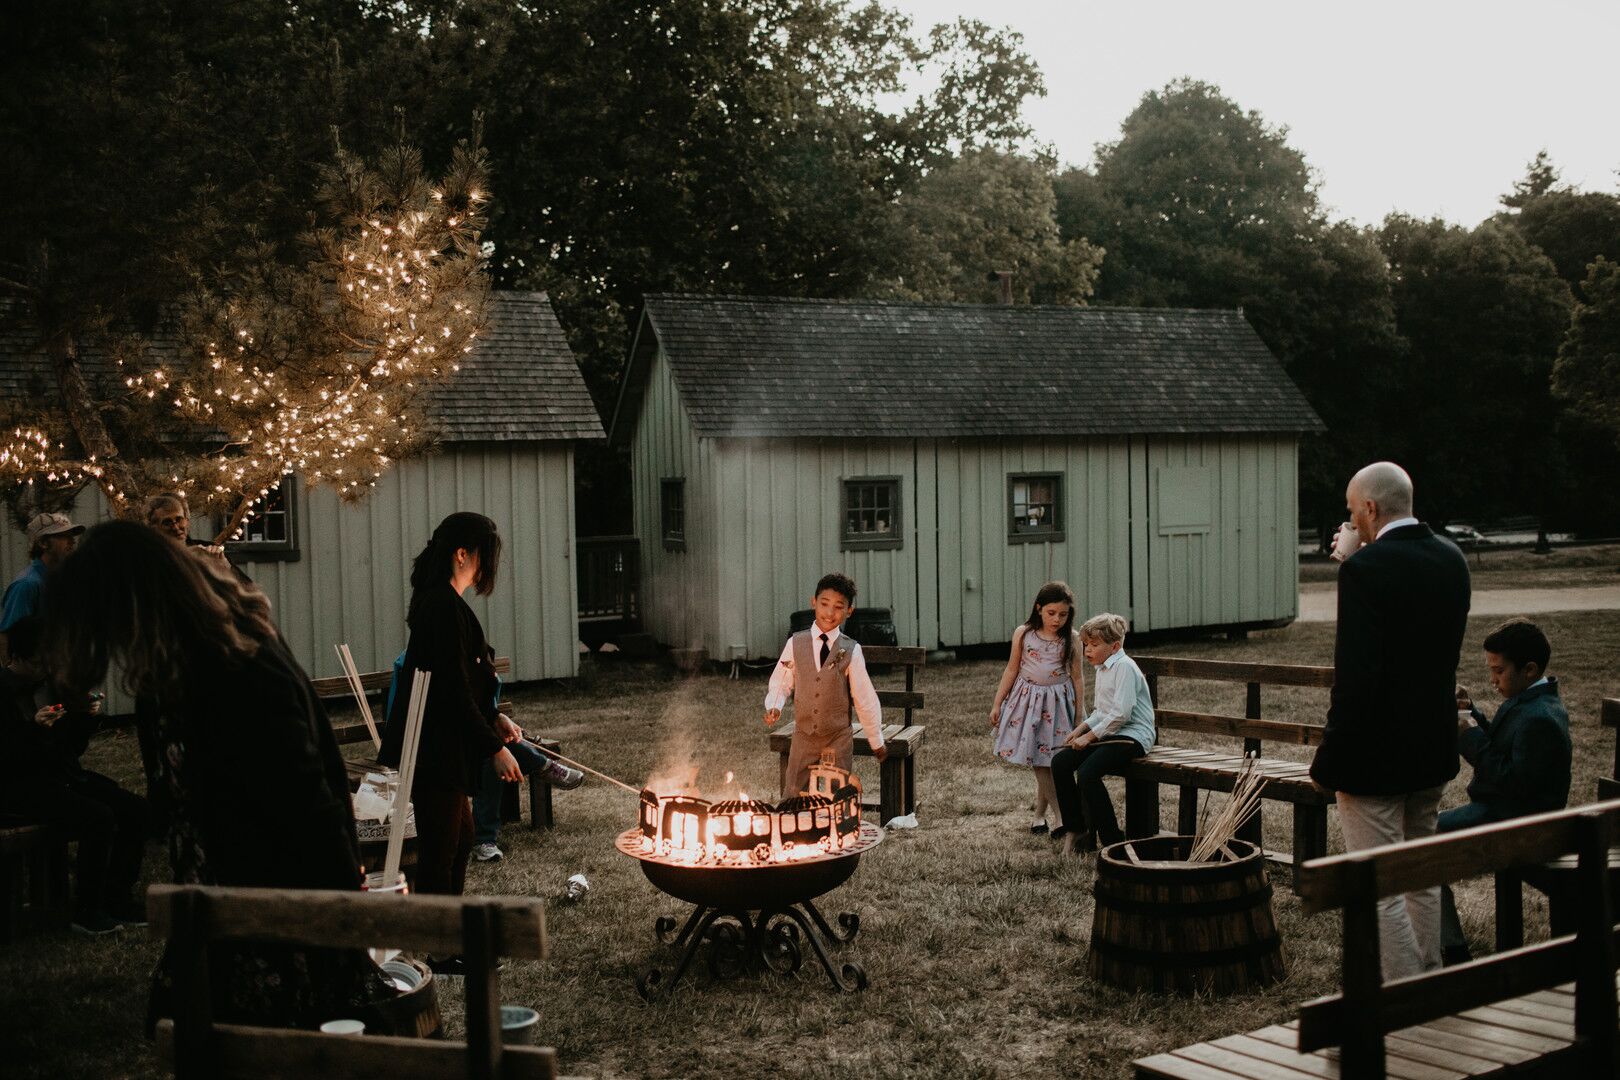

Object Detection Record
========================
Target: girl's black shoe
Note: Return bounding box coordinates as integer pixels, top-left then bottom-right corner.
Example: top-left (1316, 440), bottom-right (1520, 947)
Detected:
top-left (1029, 820), bottom-right (1048, 835)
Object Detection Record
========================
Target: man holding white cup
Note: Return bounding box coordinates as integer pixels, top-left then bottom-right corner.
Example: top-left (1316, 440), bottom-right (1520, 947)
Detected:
top-left (1309, 461), bottom-right (1472, 979)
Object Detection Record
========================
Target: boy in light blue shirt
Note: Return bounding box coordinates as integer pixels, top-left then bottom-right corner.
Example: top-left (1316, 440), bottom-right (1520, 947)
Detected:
top-left (1050, 612), bottom-right (1156, 854)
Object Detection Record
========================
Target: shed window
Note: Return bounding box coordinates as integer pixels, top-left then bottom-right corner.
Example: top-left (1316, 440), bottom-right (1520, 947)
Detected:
top-left (225, 478), bottom-right (300, 562)
top-left (1008, 473), bottom-right (1064, 543)
top-left (660, 479), bottom-right (686, 551)
top-left (841, 477), bottom-right (902, 551)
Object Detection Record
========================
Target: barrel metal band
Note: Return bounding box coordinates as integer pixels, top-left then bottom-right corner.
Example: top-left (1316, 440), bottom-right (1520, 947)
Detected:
top-left (1088, 934), bottom-right (1282, 969)
top-left (1093, 882), bottom-right (1274, 917)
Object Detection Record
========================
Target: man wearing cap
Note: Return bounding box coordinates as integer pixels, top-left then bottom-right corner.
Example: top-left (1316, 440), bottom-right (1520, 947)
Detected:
top-left (1, 512), bottom-right (85, 634)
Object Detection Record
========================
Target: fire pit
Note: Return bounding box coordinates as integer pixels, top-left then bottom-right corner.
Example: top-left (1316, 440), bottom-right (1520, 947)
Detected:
top-left (619, 756), bottom-right (883, 997)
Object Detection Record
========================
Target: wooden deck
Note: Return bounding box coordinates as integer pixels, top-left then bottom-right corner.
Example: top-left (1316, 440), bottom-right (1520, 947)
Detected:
top-left (1137, 981), bottom-right (1603, 1079)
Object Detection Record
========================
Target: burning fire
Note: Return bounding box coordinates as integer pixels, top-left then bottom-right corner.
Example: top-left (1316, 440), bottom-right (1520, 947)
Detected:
top-left (636, 754), bottom-right (864, 866)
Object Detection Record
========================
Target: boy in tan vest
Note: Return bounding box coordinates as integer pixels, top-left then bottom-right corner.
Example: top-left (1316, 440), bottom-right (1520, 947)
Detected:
top-left (764, 572), bottom-right (887, 796)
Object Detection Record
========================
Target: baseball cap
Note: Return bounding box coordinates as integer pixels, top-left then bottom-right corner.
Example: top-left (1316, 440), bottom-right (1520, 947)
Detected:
top-left (26, 512), bottom-right (85, 546)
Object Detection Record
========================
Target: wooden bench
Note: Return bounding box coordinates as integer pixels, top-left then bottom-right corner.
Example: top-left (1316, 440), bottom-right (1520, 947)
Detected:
top-left (1109, 657), bottom-right (1336, 869)
top-left (0, 816), bottom-right (69, 943)
top-left (1495, 697), bottom-right (1620, 943)
top-left (768, 645), bottom-right (926, 823)
top-left (148, 883), bottom-right (558, 1079)
top-left (312, 656), bottom-right (560, 831)
top-left (1135, 798), bottom-right (1620, 1080)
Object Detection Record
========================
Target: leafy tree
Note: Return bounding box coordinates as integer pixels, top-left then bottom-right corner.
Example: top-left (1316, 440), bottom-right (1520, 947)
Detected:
top-left (1053, 80), bottom-right (1404, 534)
top-left (0, 1), bottom-right (488, 535)
top-left (366, 1), bottom-right (1049, 406)
top-left (1376, 216), bottom-right (1572, 523)
top-left (1507, 191), bottom-right (1620, 290)
top-left (1057, 79), bottom-right (1321, 311)
top-left (1553, 257), bottom-right (1620, 447)
top-left (888, 149), bottom-right (1102, 304)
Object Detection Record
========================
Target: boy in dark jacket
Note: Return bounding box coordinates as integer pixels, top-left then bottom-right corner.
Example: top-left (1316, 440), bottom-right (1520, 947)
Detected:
top-left (1440, 617), bottom-right (1571, 964)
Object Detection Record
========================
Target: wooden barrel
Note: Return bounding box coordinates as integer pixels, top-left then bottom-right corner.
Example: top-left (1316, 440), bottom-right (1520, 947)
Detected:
top-left (360, 956), bottom-right (443, 1038)
top-left (1087, 835), bottom-right (1284, 995)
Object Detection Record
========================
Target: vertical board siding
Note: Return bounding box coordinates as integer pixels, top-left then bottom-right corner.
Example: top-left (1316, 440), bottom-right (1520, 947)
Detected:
top-left (934, 437), bottom-right (1134, 648)
top-left (723, 438), bottom-right (921, 658)
top-left (1139, 435), bottom-right (1299, 631)
top-left (0, 446), bottom-right (579, 715)
top-left (625, 390), bottom-right (1304, 654)
top-left (630, 349), bottom-right (707, 650)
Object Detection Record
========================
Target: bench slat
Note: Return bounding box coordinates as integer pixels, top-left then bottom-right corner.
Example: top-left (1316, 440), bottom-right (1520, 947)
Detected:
top-left (1156, 709), bottom-right (1325, 746)
top-left (312, 657), bottom-right (512, 699)
top-left (1136, 655), bottom-right (1335, 688)
top-left (146, 885), bottom-right (547, 960)
top-left (1249, 1028), bottom-right (1470, 1080)
top-left (861, 645), bottom-right (926, 666)
top-left (875, 689), bottom-right (924, 710)
top-left (156, 1021), bottom-right (558, 1080)
top-left (1421, 1014), bottom-right (1571, 1055)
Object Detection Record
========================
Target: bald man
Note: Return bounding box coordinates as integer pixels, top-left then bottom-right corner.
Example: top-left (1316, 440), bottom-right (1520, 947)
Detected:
top-left (1310, 461), bottom-right (1471, 979)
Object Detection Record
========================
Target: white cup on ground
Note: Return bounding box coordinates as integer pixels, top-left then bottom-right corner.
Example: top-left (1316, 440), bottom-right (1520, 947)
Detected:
top-left (320, 1019), bottom-right (366, 1036)
top-left (500, 1006), bottom-right (539, 1045)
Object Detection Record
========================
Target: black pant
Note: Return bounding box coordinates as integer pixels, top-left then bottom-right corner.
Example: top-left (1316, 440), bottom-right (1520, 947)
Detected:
top-left (411, 780), bottom-right (473, 896)
top-left (133, 694), bottom-right (176, 834)
top-left (1050, 738), bottom-right (1145, 847)
top-left (5, 769), bottom-right (148, 917)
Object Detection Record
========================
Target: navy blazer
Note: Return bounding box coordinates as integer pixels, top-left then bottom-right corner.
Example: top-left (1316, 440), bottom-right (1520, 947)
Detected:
top-left (1460, 678), bottom-right (1571, 817)
top-left (1310, 523), bottom-right (1471, 795)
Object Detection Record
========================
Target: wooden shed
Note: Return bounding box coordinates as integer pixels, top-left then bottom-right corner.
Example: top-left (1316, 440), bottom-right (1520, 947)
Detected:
top-left (607, 294), bottom-right (1323, 659)
top-left (0, 291), bottom-right (603, 712)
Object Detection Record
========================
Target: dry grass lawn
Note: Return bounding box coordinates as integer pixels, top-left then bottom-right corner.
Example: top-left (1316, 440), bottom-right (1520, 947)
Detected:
top-left (5, 595), bottom-right (1618, 1079)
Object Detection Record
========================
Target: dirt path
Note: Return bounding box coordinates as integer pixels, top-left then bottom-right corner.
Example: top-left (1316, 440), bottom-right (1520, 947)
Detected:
top-left (1298, 583), bottom-right (1620, 622)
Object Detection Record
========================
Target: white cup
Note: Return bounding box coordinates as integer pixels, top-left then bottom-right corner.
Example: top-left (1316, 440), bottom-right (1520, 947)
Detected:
top-left (320, 1019), bottom-right (366, 1036)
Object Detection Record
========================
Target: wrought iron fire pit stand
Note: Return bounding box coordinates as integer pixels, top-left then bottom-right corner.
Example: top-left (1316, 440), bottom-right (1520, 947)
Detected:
top-left (635, 897), bottom-right (865, 998)
top-left (617, 824), bottom-right (882, 999)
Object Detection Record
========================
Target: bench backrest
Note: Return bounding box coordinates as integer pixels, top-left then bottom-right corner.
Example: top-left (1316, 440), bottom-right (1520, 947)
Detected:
top-left (310, 657), bottom-right (514, 746)
top-left (148, 883), bottom-right (553, 1080)
top-left (1135, 655), bottom-right (1332, 752)
top-left (858, 645), bottom-right (925, 727)
top-left (1294, 799), bottom-right (1620, 1077)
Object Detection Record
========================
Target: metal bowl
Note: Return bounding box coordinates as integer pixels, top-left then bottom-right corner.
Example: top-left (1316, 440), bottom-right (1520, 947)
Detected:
top-left (615, 823), bottom-right (883, 910)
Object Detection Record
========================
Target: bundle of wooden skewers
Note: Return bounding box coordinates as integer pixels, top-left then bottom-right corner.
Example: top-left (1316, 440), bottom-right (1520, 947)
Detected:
top-left (1188, 752), bottom-right (1267, 862)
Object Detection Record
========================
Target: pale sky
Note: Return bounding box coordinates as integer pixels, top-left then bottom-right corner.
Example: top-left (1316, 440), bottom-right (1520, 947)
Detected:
top-left (886, 0), bottom-right (1620, 227)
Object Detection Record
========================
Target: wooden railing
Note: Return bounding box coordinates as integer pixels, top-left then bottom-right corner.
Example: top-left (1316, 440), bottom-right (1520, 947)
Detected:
top-left (577, 534), bottom-right (639, 624)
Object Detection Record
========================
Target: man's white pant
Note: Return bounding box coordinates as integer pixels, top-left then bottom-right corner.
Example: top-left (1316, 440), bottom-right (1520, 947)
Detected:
top-left (1336, 785), bottom-right (1446, 980)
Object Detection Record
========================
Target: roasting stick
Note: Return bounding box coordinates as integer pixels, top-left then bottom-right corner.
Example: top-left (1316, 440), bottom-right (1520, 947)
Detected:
top-left (334, 643), bottom-right (382, 750)
top-left (383, 669), bottom-right (430, 885)
top-left (531, 745), bottom-right (640, 795)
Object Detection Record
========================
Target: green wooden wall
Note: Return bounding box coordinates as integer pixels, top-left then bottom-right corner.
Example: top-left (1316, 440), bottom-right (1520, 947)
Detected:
top-left (629, 347), bottom-right (1303, 655)
top-left (0, 445), bottom-right (581, 715)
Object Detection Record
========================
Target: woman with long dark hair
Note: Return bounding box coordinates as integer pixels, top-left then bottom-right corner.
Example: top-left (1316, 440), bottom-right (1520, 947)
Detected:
top-left (380, 512), bottom-right (519, 920)
top-left (44, 521), bottom-right (392, 1027)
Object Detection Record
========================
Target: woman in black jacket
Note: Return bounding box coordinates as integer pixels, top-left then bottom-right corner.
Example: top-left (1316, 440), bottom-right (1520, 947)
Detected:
top-left (45, 521), bottom-right (392, 1027)
top-left (380, 512), bottom-right (520, 904)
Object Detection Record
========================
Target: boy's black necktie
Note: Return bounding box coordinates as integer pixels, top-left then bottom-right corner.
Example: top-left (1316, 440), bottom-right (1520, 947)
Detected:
top-left (819, 632), bottom-right (830, 668)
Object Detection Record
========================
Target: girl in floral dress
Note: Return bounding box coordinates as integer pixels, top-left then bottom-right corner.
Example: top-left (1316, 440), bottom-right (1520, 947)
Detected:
top-left (989, 581), bottom-right (1086, 836)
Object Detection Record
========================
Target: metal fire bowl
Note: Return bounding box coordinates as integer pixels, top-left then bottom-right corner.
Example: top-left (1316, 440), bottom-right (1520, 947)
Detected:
top-left (615, 823), bottom-right (883, 910)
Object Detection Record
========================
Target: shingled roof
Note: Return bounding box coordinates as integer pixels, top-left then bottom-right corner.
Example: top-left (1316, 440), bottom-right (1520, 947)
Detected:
top-left (0, 291), bottom-right (603, 444)
top-left (610, 294), bottom-right (1323, 443)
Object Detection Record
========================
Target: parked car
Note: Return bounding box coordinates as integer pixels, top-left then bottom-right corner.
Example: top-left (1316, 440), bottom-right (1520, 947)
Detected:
top-left (1443, 523), bottom-right (1485, 545)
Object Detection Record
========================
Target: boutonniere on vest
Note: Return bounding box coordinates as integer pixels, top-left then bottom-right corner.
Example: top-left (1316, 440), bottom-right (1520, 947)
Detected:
top-left (831, 648), bottom-right (851, 671)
